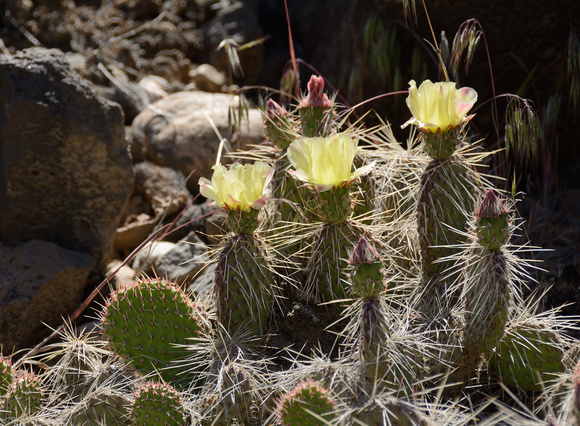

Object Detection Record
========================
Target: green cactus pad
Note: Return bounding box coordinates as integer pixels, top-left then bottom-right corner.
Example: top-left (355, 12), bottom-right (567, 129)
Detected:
top-left (101, 278), bottom-right (207, 388)
top-left (227, 207), bottom-right (261, 235)
top-left (0, 372), bottom-right (43, 420)
top-left (0, 356), bottom-right (12, 397)
top-left (215, 234), bottom-right (274, 338)
top-left (423, 131), bottom-right (461, 160)
top-left (131, 381), bottom-right (185, 426)
top-left (277, 381), bottom-right (336, 425)
top-left (463, 247), bottom-right (510, 362)
top-left (417, 158), bottom-right (480, 280)
top-left (491, 322), bottom-right (565, 392)
top-left (314, 185), bottom-right (352, 223)
top-left (306, 220), bottom-right (361, 304)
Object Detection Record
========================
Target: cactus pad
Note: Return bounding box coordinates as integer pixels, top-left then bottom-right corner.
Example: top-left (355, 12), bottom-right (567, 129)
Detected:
top-left (306, 220), bottom-right (361, 304)
top-left (491, 322), bottom-right (565, 392)
top-left (0, 372), bottom-right (43, 420)
top-left (276, 380), bottom-right (336, 425)
top-left (101, 278), bottom-right (207, 387)
top-left (215, 234), bottom-right (274, 338)
top-left (0, 356), bottom-right (12, 397)
top-left (417, 157), bottom-right (480, 280)
top-left (131, 381), bottom-right (185, 426)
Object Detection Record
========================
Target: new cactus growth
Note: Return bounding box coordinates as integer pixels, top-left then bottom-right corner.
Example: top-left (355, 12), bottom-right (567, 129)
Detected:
top-left (276, 380), bottom-right (337, 425)
top-left (131, 381), bottom-right (185, 426)
top-left (100, 278), bottom-right (208, 388)
top-left (297, 75), bottom-right (334, 137)
top-left (349, 235), bottom-right (386, 299)
top-left (462, 190), bottom-right (512, 368)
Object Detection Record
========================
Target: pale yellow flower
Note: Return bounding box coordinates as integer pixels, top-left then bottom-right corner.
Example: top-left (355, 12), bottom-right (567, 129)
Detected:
top-left (402, 79), bottom-right (478, 133)
top-left (287, 133), bottom-right (373, 192)
top-left (199, 161), bottom-right (273, 211)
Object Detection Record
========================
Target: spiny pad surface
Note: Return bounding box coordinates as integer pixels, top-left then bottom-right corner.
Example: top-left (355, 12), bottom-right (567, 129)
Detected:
top-left (131, 381), bottom-right (185, 425)
top-left (492, 323), bottom-right (565, 392)
top-left (101, 278), bottom-right (205, 387)
top-left (277, 381), bottom-right (336, 425)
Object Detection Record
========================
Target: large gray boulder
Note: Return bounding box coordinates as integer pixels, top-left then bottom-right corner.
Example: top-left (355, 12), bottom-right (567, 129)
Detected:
top-left (128, 91), bottom-right (265, 192)
top-left (0, 48), bottom-right (133, 264)
top-left (0, 240), bottom-right (95, 352)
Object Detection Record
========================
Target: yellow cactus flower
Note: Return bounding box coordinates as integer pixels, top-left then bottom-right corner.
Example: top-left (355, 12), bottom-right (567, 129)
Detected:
top-left (402, 79), bottom-right (478, 133)
top-left (199, 161), bottom-right (273, 211)
top-left (287, 133), bottom-right (373, 192)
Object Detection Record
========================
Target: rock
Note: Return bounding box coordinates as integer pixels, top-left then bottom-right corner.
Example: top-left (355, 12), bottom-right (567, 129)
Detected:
top-left (0, 240), bottom-right (96, 352)
top-left (189, 63), bottom-right (227, 93)
top-left (105, 259), bottom-right (137, 292)
top-left (128, 91), bottom-right (265, 192)
top-left (188, 260), bottom-right (216, 299)
top-left (132, 232), bottom-right (209, 286)
top-left (0, 48), bottom-right (133, 265)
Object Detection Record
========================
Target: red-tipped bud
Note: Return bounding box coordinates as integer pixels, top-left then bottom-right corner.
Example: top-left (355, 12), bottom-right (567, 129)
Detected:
top-left (475, 190), bottom-right (509, 220)
top-left (349, 235), bottom-right (385, 298)
top-left (299, 75), bottom-right (332, 108)
top-left (475, 190), bottom-right (511, 250)
top-left (265, 98), bottom-right (288, 120)
top-left (350, 235), bottom-right (380, 266)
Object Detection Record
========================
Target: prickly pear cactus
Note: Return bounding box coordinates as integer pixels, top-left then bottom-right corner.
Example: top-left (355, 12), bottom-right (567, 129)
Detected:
top-left (276, 380), bottom-right (337, 425)
top-left (131, 381), bottom-right (185, 426)
top-left (462, 191), bottom-right (512, 366)
top-left (305, 220), bottom-right (361, 304)
top-left (215, 233), bottom-right (274, 338)
top-left (491, 322), bottom-right (565, 392)
top-left (0, 356), bottom-right (12, 397)
top-left (101, 278), bottom-right (208, 388)
top-left (0, 372), bottom-right (43, 420)
top-left (417, 158), bottom-right (480, 281)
